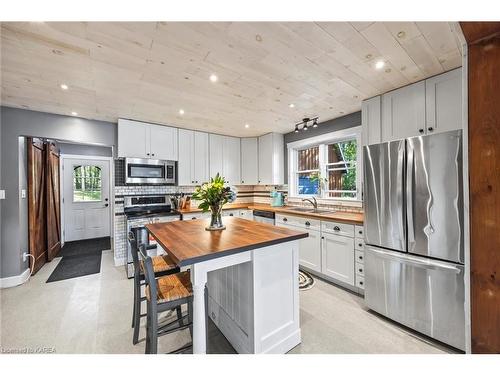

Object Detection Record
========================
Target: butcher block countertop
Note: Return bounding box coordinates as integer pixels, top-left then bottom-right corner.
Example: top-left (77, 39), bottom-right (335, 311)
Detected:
top-left (177, 203), bottom-right (364, 225)
top-left (248, 205), bottom-right (364, 225)
top-left (146, 217), bottom-right (309, 266)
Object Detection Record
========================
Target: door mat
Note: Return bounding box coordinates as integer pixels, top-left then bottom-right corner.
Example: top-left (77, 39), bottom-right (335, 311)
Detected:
top-left (47, 237), bottom-right (110, 283)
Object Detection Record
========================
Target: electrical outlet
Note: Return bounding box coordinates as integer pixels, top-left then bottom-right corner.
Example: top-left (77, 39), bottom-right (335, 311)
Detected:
top-left (21, 189), bottom-right (26, 199)
top-left (23, 252), bottom-right (29, 262)
top-left (0, 190), bottom-right (5, 200)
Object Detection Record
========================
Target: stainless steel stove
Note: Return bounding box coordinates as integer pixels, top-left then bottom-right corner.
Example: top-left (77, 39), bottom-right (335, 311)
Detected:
top-left (124, 194), bottom-right (180, 278)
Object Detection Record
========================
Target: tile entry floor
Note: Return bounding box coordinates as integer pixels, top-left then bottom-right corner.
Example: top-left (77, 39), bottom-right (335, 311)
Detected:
top-left (0, 250), bottom-right (458, 354)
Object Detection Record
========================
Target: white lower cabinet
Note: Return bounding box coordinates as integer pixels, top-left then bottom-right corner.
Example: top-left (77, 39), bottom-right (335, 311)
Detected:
top-left (182, 212), bottom-right (210, 220)
top-left (238, 209), bottom-right (253, 220)
top-left (299, 229), bottom-right (322, 273)
top-left (321, 233), bottom-right (355, 286)
top-left (276, 214), bottom-right (361, 289)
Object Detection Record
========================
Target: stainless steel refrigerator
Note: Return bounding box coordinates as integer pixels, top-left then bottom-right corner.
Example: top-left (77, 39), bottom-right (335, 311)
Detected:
top-left (363, 129), bottom-right (465, 351)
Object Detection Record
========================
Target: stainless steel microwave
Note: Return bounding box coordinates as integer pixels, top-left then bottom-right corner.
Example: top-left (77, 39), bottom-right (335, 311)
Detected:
top-left (125, 158), bottom-right (176, 184)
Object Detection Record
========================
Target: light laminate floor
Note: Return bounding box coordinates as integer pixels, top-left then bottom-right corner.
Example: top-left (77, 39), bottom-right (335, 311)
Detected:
top-left (0, 250), bottom-right (457, 354)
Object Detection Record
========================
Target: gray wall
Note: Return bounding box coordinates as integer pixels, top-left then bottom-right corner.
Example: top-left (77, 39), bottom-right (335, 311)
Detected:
top-left (59, 142), bottom-right (113, 157)
top-left (283, 111), bottom-right (361, 183)
top-left (0, 106), bottom-right (117, 278)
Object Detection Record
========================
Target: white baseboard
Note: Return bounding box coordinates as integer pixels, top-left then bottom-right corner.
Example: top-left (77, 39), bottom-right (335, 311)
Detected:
top-left (0, 268), bottom-right (30, 289)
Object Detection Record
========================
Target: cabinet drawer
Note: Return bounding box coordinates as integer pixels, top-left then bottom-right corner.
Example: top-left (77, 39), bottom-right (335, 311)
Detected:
top-left (356, 262), bottom-right (365, 276)
top-left (222, 209), bottom-right (240, 217)
top-left (183, 212), bottom-right (210, 220)
top-left (355, 238), bottom-right (365, 251)
top-left (355, 250), bottom-right (364, 264)
top-left (356, 275), bottom-right (365, 289)
top-left (321, 221), bottom-right (354, 237)
top-left (276, 214), bottom-right (320, 231)
top-left (355, 225), bottom-right (364, 239)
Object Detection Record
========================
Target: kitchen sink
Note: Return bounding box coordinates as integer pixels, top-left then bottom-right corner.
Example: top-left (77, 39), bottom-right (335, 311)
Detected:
top-left (288, 207), bottom-right (314, 212)
top-left (287, 207), bottom-right (334, 214)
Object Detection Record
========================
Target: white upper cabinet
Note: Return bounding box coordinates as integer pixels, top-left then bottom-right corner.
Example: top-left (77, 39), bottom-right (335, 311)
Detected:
top-left (178, 129), bottom-right (209, 186)
top-left (240, 137), bottom-right (258, 185)
top-left (209, 134), bottom-right (241, 184)
top-left (149, 124), bottom-right (178, 160)
top-left (194, 131), bottom-right (209, 184)
top-left (223, 136), bottom-right (241, 185)
top-left (258, 133), bottom-right (284, 185)
top-left (178, 129), bottom-right (194, 186)
top-left (361, 96), bottom-right (382, 146)
top-left (118, 119), bottom-right (178, 160)
top-left (380, 69), bottom-right (463, 142)
top-left (382, 81), bottom-right (426, 141)
top-left (425, 68), bottom-right (462, 135)
top-left (118, 119), bottom-right (149, 158)
top-left (209, 134), bottom-right (224, 178)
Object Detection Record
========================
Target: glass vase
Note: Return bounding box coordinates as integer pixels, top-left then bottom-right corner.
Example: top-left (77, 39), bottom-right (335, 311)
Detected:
top-left (205, 204), bottom-right (226, 231)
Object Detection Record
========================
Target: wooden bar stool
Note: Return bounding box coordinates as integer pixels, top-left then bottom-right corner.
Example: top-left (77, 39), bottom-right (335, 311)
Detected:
top-left (138, 245), bottom-right (194, 354)
top-left (128, 231), bottom-right (181, 345)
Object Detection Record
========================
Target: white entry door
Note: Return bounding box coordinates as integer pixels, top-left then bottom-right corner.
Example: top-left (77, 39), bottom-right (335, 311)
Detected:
top-left (63, 158), bottom-right (111, 241)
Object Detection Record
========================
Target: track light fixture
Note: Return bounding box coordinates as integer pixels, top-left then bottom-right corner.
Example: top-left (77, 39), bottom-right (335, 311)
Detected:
top-left (293, 117), bottom-right (319, 132)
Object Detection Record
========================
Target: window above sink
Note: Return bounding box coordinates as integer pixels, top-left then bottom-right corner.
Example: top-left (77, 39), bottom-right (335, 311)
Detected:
top-left (287, 126), bottom-right (362, 202)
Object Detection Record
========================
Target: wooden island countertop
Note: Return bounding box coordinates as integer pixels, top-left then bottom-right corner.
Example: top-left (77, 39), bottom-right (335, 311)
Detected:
top-left (146, 216), bottom-right (308, 267)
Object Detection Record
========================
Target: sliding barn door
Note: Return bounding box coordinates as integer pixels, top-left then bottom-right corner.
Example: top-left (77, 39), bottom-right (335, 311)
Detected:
top-left (28, 137), bottom-right (47, 274)
top-left (46, 141), bottom-right (61, 261)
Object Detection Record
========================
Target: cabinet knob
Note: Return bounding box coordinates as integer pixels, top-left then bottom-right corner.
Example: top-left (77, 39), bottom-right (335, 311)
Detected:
top-left (258, 180), bottom-right (261, 183)
top-left (359, 255), bottom-right (363, 260)
top-left (359, 268), bottom-right (363, 273)
top-left (152, 153), bottom-right (155, 156)
top-left (191, 181), bottom-right (194, 183)
top-left (358, 243), bottom-right (363, 247)
top-left (427, 127), bottom-right (434, 132)
top-left (418, 129), bottom-right (424, 134)
top-left (333, 226), bottom-right (340, 231)
top-left (305, 221), bottom-right (310, 226)
top-left (191, 217), bottom-right (196, 220)
top-left (241, 180), bottom-right (244, 184)
top-left (358, 230), bottom-right (362, 235)
top-left (147, 153), bottom-right (150, 156)
top-left (360, 281), bottom-right (364, 286)
top-left (283, 218), bottom-right (288, 222)
top-left (321, 236), bottom-right (325, 240)
top-left (229, 213), bottom-right (234, 216)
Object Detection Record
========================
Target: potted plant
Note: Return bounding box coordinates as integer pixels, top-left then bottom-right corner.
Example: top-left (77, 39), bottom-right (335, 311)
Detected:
top-left (191, 173), bottom-right (237, 231)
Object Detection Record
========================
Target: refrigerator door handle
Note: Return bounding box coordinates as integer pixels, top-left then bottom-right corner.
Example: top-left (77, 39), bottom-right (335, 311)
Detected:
top-left (365, 246), bottom-right (462, 273)
top-left (396, 142), bottom-right (405, 245)
top-left (406, 144), bottom-right (415, 249)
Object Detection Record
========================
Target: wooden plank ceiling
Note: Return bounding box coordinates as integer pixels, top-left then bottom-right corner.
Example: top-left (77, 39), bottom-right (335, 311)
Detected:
top-left (0, 22), bottom-right (463, 136)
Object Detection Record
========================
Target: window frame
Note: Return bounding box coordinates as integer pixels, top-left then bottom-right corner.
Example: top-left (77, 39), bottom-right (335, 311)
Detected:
top-left (287, 126), bottom-right (362, 201)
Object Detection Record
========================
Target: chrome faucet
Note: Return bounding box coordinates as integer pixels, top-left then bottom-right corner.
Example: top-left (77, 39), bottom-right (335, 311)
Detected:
top-left (302, 196), bottom-right (318, 210)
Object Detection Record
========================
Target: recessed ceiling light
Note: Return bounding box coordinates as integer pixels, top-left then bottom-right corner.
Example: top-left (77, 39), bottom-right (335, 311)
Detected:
top-left (397, 31), bottom-right (406, 39)
top-left (375, 60), bottom-right (385, 70)
top-left (245, 124), bottom-right (250, 128)
top-left (289, 103), bottom-right (295, 108)
top-left (209, 74), bottom-right (218, 82)
top-left (60, 83), bottom-right (68, 90)
top-left (179, 109), bottom-right (185, 115)
top-left (71, 111), bottom-right (78, 116)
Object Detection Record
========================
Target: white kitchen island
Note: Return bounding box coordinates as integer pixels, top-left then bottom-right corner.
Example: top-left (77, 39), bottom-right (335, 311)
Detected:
top-left (146, 217), bottom-right (308, 354)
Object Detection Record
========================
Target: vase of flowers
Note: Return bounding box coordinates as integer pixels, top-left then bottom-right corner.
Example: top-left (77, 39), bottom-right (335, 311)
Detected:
top-left (191, 173), bottom-right (237, 231)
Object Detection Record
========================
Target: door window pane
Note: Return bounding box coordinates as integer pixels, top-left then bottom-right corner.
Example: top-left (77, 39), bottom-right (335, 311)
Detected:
top-left (73, 165), bottom-right (102, 202)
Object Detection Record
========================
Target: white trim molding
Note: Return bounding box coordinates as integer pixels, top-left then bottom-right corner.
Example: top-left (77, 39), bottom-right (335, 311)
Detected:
top-left (0, 268), bottom-right (30, 288)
